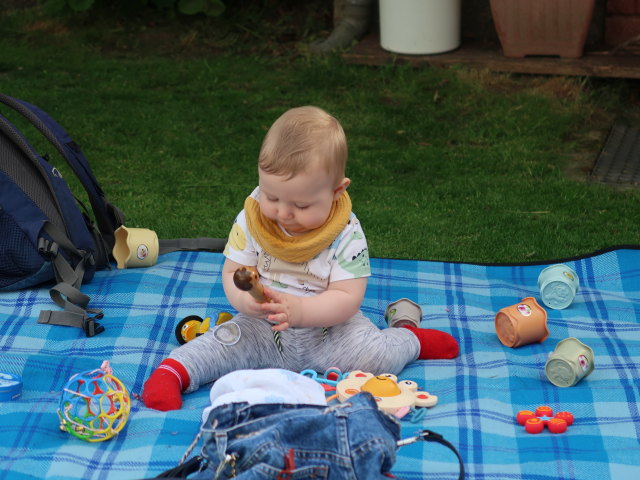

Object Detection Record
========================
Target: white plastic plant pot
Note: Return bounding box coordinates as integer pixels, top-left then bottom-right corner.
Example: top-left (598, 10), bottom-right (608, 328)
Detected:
top-left (379, 0), bottom-right (461, 55)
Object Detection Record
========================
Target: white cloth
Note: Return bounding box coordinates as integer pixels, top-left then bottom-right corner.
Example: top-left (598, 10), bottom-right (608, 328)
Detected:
top-left (202, 368), bottom-right (327, 423)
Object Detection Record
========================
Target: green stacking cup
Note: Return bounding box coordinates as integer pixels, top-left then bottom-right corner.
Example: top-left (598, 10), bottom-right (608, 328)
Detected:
top-left (545, 337), bottom-right (595, 387)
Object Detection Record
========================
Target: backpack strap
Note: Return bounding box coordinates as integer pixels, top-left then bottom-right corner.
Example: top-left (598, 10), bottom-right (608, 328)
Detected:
top-left (35, 235), bottom-right (225, 337)
top-left (37, 293), bottom-right (104, 337)
top-left (33, 231), bottom-right (225, 337)
top-left (0, 94), bottom-right (125, 267)
top-left (36, 222), bottom-right (104, 337)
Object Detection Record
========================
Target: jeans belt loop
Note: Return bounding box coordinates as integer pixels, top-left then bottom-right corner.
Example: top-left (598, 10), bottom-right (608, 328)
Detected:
top-left (333, 402), bottom-right (352, 418)
top-left (215, 431), bottom-right (228, 460)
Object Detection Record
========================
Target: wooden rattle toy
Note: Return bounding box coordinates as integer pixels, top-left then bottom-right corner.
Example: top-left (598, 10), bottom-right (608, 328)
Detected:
top-left (233, 266), bottom-right (269, 303)
top-left (336, 370), bottom-right (437, 415)
top-left (234, 266), bottom-right (284, 351)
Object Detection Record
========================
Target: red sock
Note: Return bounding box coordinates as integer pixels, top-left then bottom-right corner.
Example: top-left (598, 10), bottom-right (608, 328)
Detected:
top-left (142, 358), bottom-right (190, 411)
top-left (402, 326), bottom-right (459, 360)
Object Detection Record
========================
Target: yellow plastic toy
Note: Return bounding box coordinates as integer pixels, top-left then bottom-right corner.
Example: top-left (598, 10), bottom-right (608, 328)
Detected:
top-left (336, 370), bottom-right (437, 415)
top-left (175, 312), bottom-right (233, 344)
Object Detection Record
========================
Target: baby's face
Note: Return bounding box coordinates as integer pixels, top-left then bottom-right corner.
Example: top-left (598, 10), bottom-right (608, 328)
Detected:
top-left (258, 167), bottom-right (343, 235)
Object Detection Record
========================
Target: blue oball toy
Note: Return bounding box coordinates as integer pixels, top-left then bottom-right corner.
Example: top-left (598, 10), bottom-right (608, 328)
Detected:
top-left (57, 362), bottom-right (130, 442)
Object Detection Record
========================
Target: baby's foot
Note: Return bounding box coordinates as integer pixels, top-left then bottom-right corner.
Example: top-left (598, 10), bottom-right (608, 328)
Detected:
top-left (401, 326), bottom-right (460, 359)
top-left (142, 359), bottom-right (190, 411)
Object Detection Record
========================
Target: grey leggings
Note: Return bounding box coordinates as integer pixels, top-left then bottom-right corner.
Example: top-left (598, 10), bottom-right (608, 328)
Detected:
top-left (170, 312), bottom-right (420, 393)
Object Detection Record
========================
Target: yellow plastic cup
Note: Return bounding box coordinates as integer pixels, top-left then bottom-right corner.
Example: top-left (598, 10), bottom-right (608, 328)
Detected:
top-left (112, 226), bottom-right (159, 269)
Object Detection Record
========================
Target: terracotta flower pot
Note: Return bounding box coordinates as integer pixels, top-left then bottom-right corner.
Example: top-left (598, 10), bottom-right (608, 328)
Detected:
top-left (490, 0), bottom-right (596, 58)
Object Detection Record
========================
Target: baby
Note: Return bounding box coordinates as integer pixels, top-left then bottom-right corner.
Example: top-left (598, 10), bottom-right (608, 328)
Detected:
top-left (143, 106), bottom-right (458, 411)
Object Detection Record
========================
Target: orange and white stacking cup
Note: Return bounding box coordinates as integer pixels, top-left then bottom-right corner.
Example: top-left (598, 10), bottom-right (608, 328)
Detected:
top-left (495, 297), bottom-right (549, 348)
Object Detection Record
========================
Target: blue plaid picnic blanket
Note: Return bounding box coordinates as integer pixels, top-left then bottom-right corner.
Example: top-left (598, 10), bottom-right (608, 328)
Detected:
top-left (1, 248), bottom-right (639, 479)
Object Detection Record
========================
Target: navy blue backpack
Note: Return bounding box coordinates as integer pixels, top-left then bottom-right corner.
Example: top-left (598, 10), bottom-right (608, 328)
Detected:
top-left (0, 93), bottom-right (126, 336)
top-left (0, 94), bottom-right (226, 337)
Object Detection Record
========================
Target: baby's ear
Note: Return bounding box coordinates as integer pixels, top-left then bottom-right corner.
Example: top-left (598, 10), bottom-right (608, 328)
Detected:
top-left (333, 177), bottom-right (351, 200)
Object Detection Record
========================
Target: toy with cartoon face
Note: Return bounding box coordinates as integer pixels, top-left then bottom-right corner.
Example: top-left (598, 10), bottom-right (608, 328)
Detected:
top-left (336, 370), bottom-right (437, 414)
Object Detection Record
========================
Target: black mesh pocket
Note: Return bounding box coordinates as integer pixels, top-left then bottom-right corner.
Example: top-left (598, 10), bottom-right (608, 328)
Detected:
top-left (0, 208), bottom-right (43, 289)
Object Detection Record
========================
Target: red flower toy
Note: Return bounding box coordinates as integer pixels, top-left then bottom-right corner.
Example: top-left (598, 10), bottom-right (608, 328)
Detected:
top-left (516, 406), bottom-right (574, 434)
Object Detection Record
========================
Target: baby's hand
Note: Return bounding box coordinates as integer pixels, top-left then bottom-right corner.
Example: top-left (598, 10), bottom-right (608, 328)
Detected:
top-left (240, 293), bottom-right (270, 319)
top-left (260, 287), bottom-right (302, 331)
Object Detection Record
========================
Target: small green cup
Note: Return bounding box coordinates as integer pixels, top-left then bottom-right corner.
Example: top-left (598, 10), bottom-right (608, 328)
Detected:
top-left (545, 337), bottom-right (594, 387)
top-left (384, 298), bottom-right (422, 328)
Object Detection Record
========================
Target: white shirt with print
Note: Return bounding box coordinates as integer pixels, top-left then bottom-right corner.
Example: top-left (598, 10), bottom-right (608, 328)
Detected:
top-left (224, 187), bottom-right (371, 297)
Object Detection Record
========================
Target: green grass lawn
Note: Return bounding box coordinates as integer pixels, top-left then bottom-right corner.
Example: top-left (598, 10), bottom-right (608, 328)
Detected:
top-left (1, 4), bottom-right (639, 263)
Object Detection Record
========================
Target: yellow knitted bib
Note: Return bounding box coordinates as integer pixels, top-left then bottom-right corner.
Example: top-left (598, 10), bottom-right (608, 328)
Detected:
top-left (244, 191), bottom-right (352, 263)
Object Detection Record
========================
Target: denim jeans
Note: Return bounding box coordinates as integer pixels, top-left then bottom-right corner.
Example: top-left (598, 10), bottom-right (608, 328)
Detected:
top-left (191, 392), bottom-right (401, 480)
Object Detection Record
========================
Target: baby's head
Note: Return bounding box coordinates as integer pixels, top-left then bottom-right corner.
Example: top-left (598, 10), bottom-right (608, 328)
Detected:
top-left (257, 107), bottom-right (350, 235)
top-left (258, 106), bottom-right (347, 187)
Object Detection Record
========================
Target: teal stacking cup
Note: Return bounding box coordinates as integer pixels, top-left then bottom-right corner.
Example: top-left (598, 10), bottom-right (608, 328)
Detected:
top-left (0, 372), bottom-right (22, 401)
top-left (537, 264), bottom-right (579, 310)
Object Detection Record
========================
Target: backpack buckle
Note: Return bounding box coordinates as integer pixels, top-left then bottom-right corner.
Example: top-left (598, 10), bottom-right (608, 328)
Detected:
top-left (82, 312), bottom-right (105, 337)
top-left (38, 309), bottom-right (105, 337)
top-left (38, 237), bottom-right (59, 259)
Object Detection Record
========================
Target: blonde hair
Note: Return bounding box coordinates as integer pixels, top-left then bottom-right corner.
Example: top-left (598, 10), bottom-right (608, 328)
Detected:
top-left (258, 106), bottom-right (347, 186)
